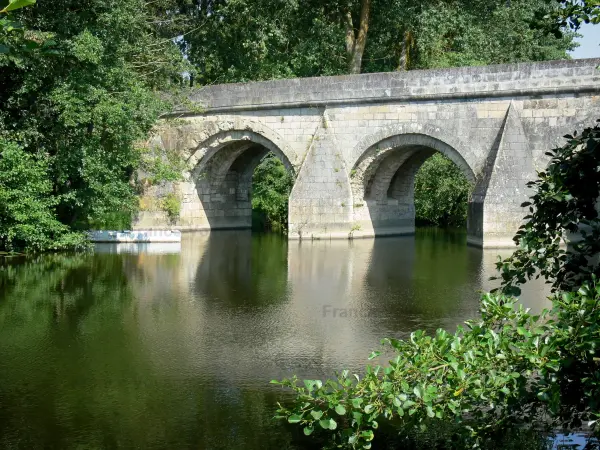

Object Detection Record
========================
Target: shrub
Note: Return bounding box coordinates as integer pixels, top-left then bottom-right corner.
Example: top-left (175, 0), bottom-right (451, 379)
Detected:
top-left (414, 153), bottom-right (472, 227)
top-left (0, 140), bottom-right (86, 252)
top-left (161, 192), bottom-right (181, 224)
top-left (251, 153), bottom-right (294, 232)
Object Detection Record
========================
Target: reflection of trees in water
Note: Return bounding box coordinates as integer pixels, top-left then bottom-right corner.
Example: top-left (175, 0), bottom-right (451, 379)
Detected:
top-left (363, 229), bottom-right (484, 334)
top-left (0, 254), bottom-right (146, 448)
top-left (193, 231), bottom-right (290, 306)
top-left (0, 231), bottom-right (550, 449)
top-left (0, 253), bottom-right (132, 328)
top-left (0, 251), bottom-right (300, 449)
top-left (121, 231), bottom-right (294, 383)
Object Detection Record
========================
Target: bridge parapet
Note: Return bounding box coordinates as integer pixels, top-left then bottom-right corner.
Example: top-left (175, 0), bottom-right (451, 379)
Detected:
top-left (184, 59), bottom-right (600, 113)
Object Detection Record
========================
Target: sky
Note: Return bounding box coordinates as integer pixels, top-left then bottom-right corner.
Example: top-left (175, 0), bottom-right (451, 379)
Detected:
top-left (569, 22), bottom-right (600, 58)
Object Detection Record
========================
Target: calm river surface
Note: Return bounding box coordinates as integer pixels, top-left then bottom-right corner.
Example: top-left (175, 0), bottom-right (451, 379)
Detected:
top-left (0, 229), bottom-right (550, 449)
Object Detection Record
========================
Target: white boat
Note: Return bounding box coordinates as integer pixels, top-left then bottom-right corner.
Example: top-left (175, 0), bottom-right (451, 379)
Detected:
top-left (89, 230), bottom-right (182, 243)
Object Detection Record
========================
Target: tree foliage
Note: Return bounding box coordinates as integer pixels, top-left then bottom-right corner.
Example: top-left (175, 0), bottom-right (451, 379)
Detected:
top-left (251, 153), bottom-right (293, 232)
top-left (535, 0), bottom-right (600, 36)
top-left (414, 153), bottom-right (472, 228)
top-left (272, 123), bottom-right (600, 448)
top-left (177, 0), bottom-right (575, 84)
top-left (364, 0), bottom-right (574, 73)
top-left (0, 0), bottom-right (187, 251)
top-left (494, 122), bottom-right (600, 295)
top-left (0, 140), bottom-right (86, 252)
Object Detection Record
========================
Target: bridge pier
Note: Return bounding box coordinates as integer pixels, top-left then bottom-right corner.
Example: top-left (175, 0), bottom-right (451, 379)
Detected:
top-left (288, 113), bottom-right (354, 239)
top-left (467, 103), bottom-right (536, 248)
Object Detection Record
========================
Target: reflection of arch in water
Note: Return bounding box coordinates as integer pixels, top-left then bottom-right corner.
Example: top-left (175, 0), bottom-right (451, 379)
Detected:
top-left (349, 125), bottom-right (476, 238)
top-left (285, 238), bottom-right (384, 369)
top-left (193, 231), bottom-right (290, 306)
top-left (178, 120), bottom-right (296, 230)
top-left (363, 231), bottom-right (483, 334)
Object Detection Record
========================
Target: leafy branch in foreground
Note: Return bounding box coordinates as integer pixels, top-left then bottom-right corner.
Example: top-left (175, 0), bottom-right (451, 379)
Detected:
top-left (536, 0), bottom-right (600, 37)
top-left (272, 122), bottom-right (600, 448)
top-left (0, 0), bottom-right (35, 15)
top-left (272, 283), bottom-right (600, 449)
top-left (273, 294), bottom-right (551, 449)
top-left (494, 121), bottom-right (600, 295)
top-left (274, 284), bottom-right (600, 449)
top-left (0, 0), bottom-right (36, 55)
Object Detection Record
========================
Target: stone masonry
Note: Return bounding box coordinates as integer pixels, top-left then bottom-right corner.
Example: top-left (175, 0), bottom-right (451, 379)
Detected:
top-left (135, 58), bottom-right (600, 248)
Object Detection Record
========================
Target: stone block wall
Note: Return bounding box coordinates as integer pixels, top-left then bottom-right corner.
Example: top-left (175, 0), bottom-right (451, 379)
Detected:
top-left (288, 113), bottom-right (354, 239)
top-left (135, 58), bottom-right (600, 247)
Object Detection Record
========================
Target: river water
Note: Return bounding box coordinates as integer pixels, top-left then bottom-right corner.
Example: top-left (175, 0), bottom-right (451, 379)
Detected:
top-left (0, 229), bottom-right (551, 449)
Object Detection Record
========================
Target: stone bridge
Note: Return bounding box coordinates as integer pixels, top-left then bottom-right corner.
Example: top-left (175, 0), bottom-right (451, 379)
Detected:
top-left (137, 58), bottom-right (600, 248)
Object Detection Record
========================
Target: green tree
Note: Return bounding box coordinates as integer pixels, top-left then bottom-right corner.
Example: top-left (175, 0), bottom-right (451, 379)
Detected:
top-left (0, 0), bottom-right (187, 251)
top-left (416, 0), bottom-right (573, 69)
top-left (363, 0), bottom-right (576, 73)
top-left (0, 140), bottom-right (86, 252)
top-left (176, 0), bottom-right (349, 84)
top-left (251, 153), bottom-right (293, 232)
top-left (414, 153), bottom-right (472, 227)
top-left (179, 0), bottom-right (574, 82)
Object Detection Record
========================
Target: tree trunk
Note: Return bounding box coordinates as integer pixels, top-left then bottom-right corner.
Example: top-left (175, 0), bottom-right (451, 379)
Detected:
top-left (347, 0), bottom-right (371, 74)
top-left (397, 30), bottom-right (412, 71)
top-left (344, 10), bottom-right (355, 56)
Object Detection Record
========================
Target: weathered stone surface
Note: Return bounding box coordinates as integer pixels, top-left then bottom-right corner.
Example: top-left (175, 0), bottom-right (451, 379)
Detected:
top-left (468, 103), bottom-right (537, 248)
top-left (136, 58), bottom-right (600, 248)
top-left (288, 112), bottom-right (353, 239)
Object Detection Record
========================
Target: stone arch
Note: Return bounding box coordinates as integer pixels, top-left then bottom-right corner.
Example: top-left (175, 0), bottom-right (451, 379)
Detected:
top-left (350, 127), bottom-right (477, 237)
top-left (174, 119), bottom-right (296, 231)
top-left (350, 123), bottom-right (477, 182)
top-left (350, 132), bottom-right (475, 204)
top-left (184, 119), bottom-right (297, 181)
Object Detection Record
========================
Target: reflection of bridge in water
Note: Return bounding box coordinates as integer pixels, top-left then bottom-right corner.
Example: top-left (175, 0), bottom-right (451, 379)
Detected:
top-left (119, 231), bottom-right (549, 382)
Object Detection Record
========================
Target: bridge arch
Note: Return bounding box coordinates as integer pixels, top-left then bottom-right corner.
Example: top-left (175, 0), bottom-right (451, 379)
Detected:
top-left (180, 120), bottom-right (296, 230)
top-left (350, 127), bottom-right (477, 236)
top-left (350, 123), bottom-right (476, 177)
top-left (185, 119), bottom-right (297, 178)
